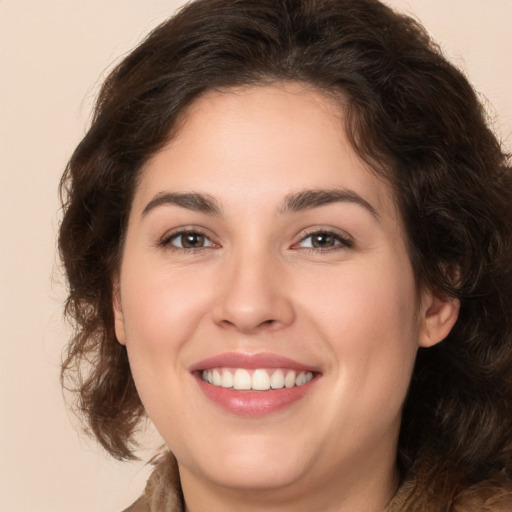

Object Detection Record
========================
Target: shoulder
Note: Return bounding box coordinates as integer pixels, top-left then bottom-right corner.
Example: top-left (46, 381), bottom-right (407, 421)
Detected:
top-left (122, 452), bottom-right (184, 512)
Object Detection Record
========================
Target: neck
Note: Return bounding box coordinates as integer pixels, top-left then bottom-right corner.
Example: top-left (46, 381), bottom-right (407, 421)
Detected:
top-left (180, 451), bottom-right (399, 512)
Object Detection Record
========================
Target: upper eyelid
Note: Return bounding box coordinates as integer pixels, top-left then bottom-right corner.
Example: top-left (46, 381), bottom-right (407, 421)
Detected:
top-left (296, 226), bottom-right (353, 243)
top-left (297, 235), bottom-right (352, 248)
top-left (159, 226), bottom-right (217, 247)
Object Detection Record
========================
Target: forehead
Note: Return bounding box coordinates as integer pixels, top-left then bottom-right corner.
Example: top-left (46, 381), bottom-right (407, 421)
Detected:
top-left (134, 83), bottom-right (395, 220)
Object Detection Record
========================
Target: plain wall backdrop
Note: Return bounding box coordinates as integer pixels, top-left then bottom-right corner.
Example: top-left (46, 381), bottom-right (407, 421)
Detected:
top-left (1, 1), bottom-right (511, 511)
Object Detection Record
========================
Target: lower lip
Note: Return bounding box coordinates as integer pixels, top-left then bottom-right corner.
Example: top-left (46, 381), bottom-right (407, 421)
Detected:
top-left (195, 375), bottom-right (317, 417)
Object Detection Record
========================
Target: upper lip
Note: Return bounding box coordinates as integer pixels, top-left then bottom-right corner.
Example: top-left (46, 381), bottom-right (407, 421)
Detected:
top-left (189, 352), bottom-right (322, 373)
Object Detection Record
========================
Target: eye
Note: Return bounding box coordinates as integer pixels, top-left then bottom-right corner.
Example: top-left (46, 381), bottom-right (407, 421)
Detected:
top-left (162, 230), bottom-right (216, 250)
top-left (294, 230), bottom-right (353, 251)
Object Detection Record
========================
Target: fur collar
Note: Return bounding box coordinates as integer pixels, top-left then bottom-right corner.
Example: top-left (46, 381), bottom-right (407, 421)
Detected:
top-left (123, 453), bottom-right (183, 512)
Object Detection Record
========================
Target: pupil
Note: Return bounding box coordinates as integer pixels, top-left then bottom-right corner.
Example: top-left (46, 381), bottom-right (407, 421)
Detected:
top-left (182, 233), bottom-right (203, 248)
top-left (313, 233), bottom-right (333, 248)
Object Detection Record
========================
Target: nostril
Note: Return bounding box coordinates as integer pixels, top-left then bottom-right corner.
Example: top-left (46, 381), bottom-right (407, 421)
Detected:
top-left (218, 317), bottom-right (278, 331)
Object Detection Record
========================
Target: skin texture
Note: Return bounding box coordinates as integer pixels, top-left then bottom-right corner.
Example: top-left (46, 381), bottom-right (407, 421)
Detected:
top-left (114, 83), bottom-right (459, 511)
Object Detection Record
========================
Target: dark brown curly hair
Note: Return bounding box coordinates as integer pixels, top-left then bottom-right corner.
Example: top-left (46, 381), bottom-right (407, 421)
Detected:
top-left (59, 0), bottom-right (512, 507)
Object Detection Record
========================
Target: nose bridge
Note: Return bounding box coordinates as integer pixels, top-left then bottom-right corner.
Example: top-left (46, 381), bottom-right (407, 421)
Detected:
top-left (212, 243), bottom-right (295, 333)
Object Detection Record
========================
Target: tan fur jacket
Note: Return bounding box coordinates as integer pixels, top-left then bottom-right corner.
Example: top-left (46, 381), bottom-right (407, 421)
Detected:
top-left (123, 453), bottom-right (512, 511)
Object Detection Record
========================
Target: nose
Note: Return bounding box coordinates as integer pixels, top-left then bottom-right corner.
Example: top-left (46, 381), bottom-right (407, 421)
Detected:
top-left (211, 250), bottom-right (296, 334)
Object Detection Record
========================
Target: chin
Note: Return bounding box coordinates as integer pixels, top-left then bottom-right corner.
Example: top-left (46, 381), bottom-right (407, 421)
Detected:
top-left (174, 430), bottom-right (311, 491)
top-left (203, 456), bottom-right (305, 491)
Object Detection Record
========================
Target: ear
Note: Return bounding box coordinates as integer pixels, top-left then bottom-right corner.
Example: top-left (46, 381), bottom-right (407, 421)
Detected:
top-left (418, 290), bottom-right (460, 348)
top-left (112, 276), bottom-right (126, 346)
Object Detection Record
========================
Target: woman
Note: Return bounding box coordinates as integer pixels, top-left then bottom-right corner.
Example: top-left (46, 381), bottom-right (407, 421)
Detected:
top-left (59, 0), bottom-right (512, 510)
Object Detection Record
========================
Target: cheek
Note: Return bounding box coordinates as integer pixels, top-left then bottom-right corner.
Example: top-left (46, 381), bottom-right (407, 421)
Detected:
top-left (303, 255), bottom-right (418, 336)
top-left (119, 255), bottom-right (215, 364)
top-left (118, 258), bottom-right (216, 424)
top-left (302, 258), bottom-right (419, 402)
top-left (117, 266), bottom-right (204, 414)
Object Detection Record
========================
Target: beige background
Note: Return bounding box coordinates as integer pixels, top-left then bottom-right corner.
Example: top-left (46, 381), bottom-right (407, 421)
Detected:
top-left (1, 1), bottom-right (511, 511)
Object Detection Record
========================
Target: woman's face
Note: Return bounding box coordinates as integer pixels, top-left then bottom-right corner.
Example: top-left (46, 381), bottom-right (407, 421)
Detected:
top-left (114, 83), bottom-right (455, 503)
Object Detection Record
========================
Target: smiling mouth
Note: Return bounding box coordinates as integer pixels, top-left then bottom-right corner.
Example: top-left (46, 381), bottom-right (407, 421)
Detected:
top-left (192, 354), bottom-right (320, 416)
top-left (200, 368), bottom-right (315, 391)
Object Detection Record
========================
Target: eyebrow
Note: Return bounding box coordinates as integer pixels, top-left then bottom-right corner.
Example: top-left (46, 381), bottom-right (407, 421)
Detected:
top-left (141, 188), bottom-right (378, 219)
top-left (142, 192), bottom-right (223, 217)
top-left (281, 188), bottom-right (379, 218)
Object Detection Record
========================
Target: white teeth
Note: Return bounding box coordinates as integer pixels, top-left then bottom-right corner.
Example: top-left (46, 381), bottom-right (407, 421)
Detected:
top-left (284, 370), bottom-right (296, 388)
top-left (296, 372), bottom-right (306, 386)
top-left (270, 369), bottom-right (285, 389)
top-left (212, 369), bottom-right (222, 386)
top-left (233, 369), bottom-right (252, 390)
top-left (201, 368), bottom-right (314, 391)
top-left (252, 369), bottom-right (271, 391)
top-left (221, 370), bottom-right (234, 388)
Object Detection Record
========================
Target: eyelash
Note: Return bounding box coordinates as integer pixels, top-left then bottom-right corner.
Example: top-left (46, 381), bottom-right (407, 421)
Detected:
top-left (158, 228), bottom-right (217, 253)
top-left (158, 228), bottom-right (353, 253)
top-left (292, 229), bottom-right (353, 253)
